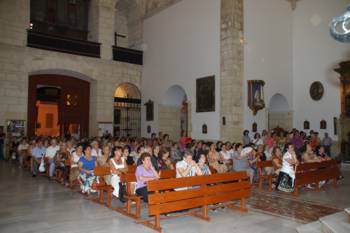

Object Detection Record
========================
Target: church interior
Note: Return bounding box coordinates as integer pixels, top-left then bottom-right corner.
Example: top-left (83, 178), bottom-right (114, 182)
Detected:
top-left (0, 0), bottom-right (350, 232)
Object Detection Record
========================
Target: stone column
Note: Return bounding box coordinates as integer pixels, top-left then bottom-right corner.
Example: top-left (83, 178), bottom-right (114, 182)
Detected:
top-left (220, 0), bottom-right (244, 142)
top-left (89, 0), bottom-right (117, 60)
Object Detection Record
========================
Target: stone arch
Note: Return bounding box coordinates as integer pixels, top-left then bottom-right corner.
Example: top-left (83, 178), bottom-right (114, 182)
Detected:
top-left (28, 69), bottom-right (97, 136)
top-left (161, 85), bottom-right (187, 106)
top-left (113, 82), bottom-right (141, 137)
top-left (268, 93), bottom-right (289, 112)
top-left (268, 93), bottom-right (292, 131)
top-left (159, 85), bottom-right (189, 140)
top-left (115, 82), bottom-right (141, 99)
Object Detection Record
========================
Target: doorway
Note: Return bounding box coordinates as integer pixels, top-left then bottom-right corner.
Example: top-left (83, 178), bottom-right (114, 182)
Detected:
top-left (114, 83), bottom-right (141, 137)
top-left (28, 74), bottom-right (90, 138)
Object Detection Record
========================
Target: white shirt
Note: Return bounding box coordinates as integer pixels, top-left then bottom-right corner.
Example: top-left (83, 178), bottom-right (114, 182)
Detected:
top-left (71, 152), bottom-right (82, 168)
top-left (280, 151), bottom-right (295, 179)
top-left (220, 150), bottom-right (232, 160)
top-left (91, 148), bottom-right (102, 157)
top-left (46, 145), bottom-right (60, 159)
top-left (176, 160), bottom-right (196, 178)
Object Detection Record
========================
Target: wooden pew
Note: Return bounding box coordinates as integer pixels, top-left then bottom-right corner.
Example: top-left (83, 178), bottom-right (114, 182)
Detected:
top-left (93, 166), bottom-right (113, 207)
top-left (141, 172), bottom-right (251, 232)
top-left (257, 160), bottom-right (273, 191)
top-left (114, 169), bottom-right (176, 219)
top-left (293, 160), bottom-right (340, 196)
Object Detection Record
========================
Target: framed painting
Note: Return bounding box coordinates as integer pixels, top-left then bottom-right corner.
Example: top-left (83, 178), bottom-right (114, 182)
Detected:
top-left (196, 76), bottom-right (215, 112)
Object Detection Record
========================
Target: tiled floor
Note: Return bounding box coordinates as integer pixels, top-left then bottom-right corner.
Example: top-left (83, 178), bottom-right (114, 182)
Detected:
top-left (0, 161), bottom-right (348, 233)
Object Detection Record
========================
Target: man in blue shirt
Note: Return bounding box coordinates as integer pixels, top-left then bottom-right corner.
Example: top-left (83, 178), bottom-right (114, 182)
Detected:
top-left (31, 139), bottom-right (46, 177)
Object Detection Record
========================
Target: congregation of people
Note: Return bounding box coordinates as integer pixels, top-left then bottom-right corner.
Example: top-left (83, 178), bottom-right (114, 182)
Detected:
top-left (7, 128), bottom-right (340, 203)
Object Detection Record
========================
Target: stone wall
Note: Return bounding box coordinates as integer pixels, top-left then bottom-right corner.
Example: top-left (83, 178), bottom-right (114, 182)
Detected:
top-left (0, 0), bottom-right (142, 136)
top-left (0, 43), bottom-right (141, 136)
top-left (220, 0), bottom-right (244, 142)
top-left (268, 111), bottom-right (293, 131)
top-left (158, 105), bottom-right (181, 141)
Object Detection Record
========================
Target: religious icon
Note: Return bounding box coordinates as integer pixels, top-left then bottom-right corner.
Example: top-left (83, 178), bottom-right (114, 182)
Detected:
top-left (320, 120), bottom-right (327, 129)
top-left (202, 124), bottom-right (207, 134)
top-left (304, 120), bottom-right (310, 130)
top-left (248, 80), bottom-right (265, 115)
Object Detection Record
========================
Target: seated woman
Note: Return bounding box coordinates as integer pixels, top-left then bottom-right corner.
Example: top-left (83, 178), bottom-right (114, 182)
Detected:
top-left (277, 143), bottom-right (299, 192)
top-left (197, 154), bottom-right (211, 176)
top-left (157, 149), bottom-right (174, 170)
top-left (54, 142), bottom-right (71, 185)
top-left (302, 142), bottom-right (321, 163)
top-left (109, 146), bottom-right (128, 199)
top-left (97, 144), bottom-right (111, 166)
top-left (316, 145), bottom-right (331, 161)
top-left (208, 143), bottom-right (227, 173)
top-left (176, 150), bottom-right (202, 178)
top-left (271, 146), bottom-right (282, 176)
top-left (123, 146), bottom-right (135, 165)
top-left (69, 144), bottom-right (83, 185)
top-left (135, 152), bottom-right (160, 202)
top-left (232, 144), bottom-right (255, 184)
top-left (78, 145), bottom-right (97, 194)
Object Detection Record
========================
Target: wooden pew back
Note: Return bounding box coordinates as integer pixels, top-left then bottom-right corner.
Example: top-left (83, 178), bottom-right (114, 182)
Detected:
top-left (147, 172), bottom-right (250, 216)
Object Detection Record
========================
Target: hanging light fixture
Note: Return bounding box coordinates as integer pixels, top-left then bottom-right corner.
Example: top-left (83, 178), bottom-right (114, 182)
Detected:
top-left (330, 5), bottom-right (350, 43)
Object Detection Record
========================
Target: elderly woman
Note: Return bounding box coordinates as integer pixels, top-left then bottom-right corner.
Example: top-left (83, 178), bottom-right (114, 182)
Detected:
top-left (135, 152), bottom-right (160, 202)
top-left (109, 146), bottom-right (128, 199)
top-left (197, 154), bottom-right (211, 176)
top-left (208, 143), bottom-right (227, 173)
top-left (277, 143), bottom-right (299, 192)
top-left (78, 145), bottom-right (97, 194)
top-left (97, 144), bottom-right (111, 166)
top-left (232, 144), bottom-right (254, 183)
top-left (271, 146), bottom-right (282, 176)
top-left (54, 142), bottom-right (71, 185)
top-left (69, 144), bottom-right (83, 185)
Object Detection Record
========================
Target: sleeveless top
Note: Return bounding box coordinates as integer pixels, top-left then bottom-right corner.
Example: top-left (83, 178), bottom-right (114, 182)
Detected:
top-left (110, 157), bottom-right (125, 176)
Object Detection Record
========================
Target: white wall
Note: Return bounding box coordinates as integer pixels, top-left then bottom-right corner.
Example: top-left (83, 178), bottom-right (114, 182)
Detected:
top-left (243, 0), bottom-right (294, 134)
top-left (141, 0), bottom-right (220, 140)
top-left (293, 0), bottom-right (350, 139)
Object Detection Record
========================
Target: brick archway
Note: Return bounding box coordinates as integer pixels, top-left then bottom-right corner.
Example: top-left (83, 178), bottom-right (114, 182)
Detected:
top-left (28, 74), bottom-right (90, 138)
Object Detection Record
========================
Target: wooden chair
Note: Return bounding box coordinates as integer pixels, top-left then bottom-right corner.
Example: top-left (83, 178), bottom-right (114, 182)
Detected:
top-left (257, 160), bottom-right (273, 191)
top-left (140, 172), bottom-right (251, 232)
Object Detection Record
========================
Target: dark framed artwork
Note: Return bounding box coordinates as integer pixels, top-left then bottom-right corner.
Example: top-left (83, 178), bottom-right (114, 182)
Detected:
top-left (196, 76), bottom-right (215, 112)
top-left (202, 124), bottom-right (208, 134)
top-left (304, 120), bottom-right (310, 130)
top-left (309, 81), bottom-right (324, 101)
top-left (145, 100), bottom-right (154, 121)
top-left (320, 120), bottom-right (327, 129)
top-left (252, 122), bottom-right (257, 132)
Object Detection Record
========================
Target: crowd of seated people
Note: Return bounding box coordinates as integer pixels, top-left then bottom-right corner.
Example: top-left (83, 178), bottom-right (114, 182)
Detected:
top-left (5, 127), bottom-right (342, 202)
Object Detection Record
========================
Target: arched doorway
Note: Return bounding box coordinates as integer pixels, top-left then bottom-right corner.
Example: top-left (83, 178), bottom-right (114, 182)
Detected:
top-left (114, 83), bottom-right (141, 137)
top-left (268, 93), bottom-right (292, 131)
top-left (28, 75), bottom-right (90, 138)
top-left (160, 85), bottom-right (188, 140)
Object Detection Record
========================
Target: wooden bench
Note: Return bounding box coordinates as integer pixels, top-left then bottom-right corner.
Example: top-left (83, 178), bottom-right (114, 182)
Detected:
top-left (93, 166), bottom-right (114, 207)
top-left (140, 172), bottom-right (251, 232)
top-left (294, 160), bottom-right (340, 196)
top-left (115, 169), bottom-right (176, 219)
top-left (257, 160), bottom-right (273, 191)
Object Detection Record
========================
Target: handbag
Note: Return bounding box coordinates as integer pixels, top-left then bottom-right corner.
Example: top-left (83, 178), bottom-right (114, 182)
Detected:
top-left (39, 156), bottom-right (46, 172)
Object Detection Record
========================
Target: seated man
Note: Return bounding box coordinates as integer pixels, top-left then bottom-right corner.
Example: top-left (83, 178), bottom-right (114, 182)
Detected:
top-left (31, 139), bottom-right (46, 177)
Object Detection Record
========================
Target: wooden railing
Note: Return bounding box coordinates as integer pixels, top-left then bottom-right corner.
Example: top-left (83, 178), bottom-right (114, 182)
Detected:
top-left (112, 46), bottom-right (143, 65)
top-left (27, 30), bottom-right (100, 58)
